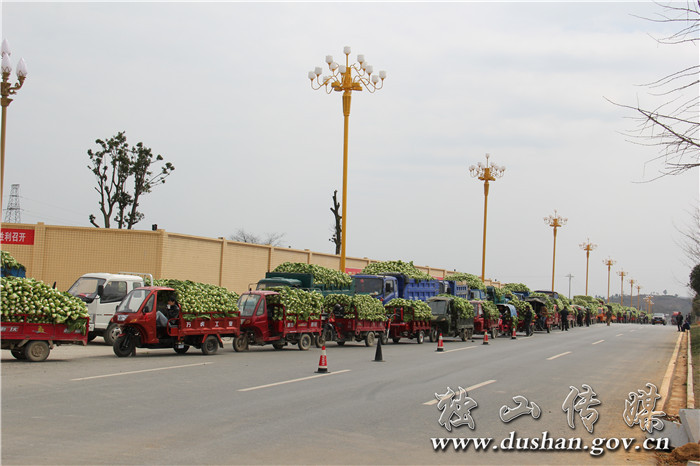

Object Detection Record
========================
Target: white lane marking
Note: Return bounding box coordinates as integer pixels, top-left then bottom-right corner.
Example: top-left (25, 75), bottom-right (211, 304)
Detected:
top-left (592, 340), bottom-right (604, 345)
top-left (616, 333), bottom-right (624, 337)
top-left (546, 351), bottom-right (572, 360)
top-left (440, 346), bottom-right (477, 354)
top-left (238, 369), bottom-right (351, 392)
top-left (424, 379), bottom-right (496, 406)
top-left (71, 362), bottom-right (213, 381)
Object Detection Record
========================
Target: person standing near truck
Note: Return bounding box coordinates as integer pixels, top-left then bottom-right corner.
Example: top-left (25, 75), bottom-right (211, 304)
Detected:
top-left (606, 308), bottom-right (612, 326)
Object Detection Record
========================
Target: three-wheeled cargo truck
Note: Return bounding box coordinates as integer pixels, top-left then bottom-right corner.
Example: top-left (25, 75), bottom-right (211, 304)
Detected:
top-left (322, 303), bottom-right (389, 347)
top-left (1, 315), bottom-right (89, 362)
top-left (385, 301), bottom-right (431, 344)
top-left (426, 296), bottom-right (474, 342)
top-left (471, 300), bottom-right (499, 340)
top-left (111, 286), bottom-right (240, 357)
top-left (234, 290), bottom-right (323, 351)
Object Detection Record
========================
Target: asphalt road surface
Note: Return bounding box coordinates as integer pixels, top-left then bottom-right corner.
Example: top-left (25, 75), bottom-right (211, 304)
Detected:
top-left (1, 323), bottom-right (679, 465)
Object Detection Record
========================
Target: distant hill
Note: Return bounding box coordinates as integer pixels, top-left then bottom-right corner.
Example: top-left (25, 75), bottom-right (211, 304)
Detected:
top-left (606, 294), bottom-right (692, 316)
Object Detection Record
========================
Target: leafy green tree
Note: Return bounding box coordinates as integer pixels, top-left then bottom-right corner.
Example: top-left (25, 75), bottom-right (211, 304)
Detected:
top-left (88, 131), bottom-right (174, 229)
top-left (690, 263), bottom-right (700, 295)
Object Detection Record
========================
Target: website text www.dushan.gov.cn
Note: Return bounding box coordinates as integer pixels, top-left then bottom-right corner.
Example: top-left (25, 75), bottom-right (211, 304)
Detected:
top-left (431, 431), bottom-right (669, 457)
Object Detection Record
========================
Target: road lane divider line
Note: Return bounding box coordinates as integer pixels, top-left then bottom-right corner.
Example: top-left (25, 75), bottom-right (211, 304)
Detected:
top-left (592, 340), bottom-right (604, 345)
top-left (440, 346), bottom-right (477, 354)
top-left (238, 369), bottom-right (351, 392)
top-left (423, 379), bottom-right (496, 405)
top-left (71, 362), bottom-right (213, 381)
top-left (616, 333), bottom-right (624, 337)
top-left (546, 351), bottom-right (571, 360)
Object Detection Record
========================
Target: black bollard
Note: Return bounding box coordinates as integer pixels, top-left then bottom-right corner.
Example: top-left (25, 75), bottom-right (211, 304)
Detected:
top-left (373, 335), bottom-right (385, 362)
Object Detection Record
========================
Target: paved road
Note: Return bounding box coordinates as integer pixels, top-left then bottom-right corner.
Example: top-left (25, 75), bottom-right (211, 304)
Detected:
top-left (1, 323), bottom-right (679, 465)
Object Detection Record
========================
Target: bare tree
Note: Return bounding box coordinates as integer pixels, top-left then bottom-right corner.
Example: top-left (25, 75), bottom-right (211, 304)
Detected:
top-left (676, 205), bottom-right (700, 267)
top-left (610, 1), bottom-right (699, 178)
top-left (329, 190), bottom-right (342, 255)
top-left (229, 228), bottom-right (285, 247)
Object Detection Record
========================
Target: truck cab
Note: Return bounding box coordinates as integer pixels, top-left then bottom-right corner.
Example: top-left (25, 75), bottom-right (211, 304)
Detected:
top-left (352, 275), bottom-right (399, 302)
top-left (67, 272), bottom-right (151, 345)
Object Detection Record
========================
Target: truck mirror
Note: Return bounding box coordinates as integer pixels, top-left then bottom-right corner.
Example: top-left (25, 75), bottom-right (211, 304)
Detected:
top-left (97, 285), bottom-right (104, 297)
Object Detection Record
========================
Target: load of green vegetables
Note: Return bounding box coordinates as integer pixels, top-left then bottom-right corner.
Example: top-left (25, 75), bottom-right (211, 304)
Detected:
top-left (444, 272), bottom-right (485, 291)
top-left (266, 286), bottom-right (323, 323)
top-left (361, 260), bottom-right (433, 281)
top-left (384, 298), bottom-right (432, 322)
top-left (1, 276), bottom-right (89, 332)
top-left (1, 250), bottom-right (25, 272)
top-left (436, 294), bottom-right (475, 319)
top-left (272, 262), bottom-right (352, 288)
top-left (323, 293), bottom-right (387, 321)
top-left (153, 279), bottom-right (239, 320)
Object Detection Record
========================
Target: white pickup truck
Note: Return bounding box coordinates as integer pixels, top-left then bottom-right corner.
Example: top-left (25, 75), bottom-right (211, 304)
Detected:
top-left (67, 272), bottom-right (152, 344)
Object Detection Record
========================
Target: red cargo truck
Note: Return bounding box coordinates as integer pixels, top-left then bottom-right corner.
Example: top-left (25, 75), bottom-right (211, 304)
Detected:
top-left (1, 316), bottom-right (89, 362)
top-left (471, 300), bottom-right (499, 340)
top-left (385, 302), bottom-right (430, 344)
top-left (233, 290), bottom-right (323, 351)
top-left (111, 286), bottom-right (240, 357)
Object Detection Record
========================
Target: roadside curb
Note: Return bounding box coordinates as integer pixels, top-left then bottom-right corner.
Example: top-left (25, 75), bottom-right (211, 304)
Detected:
top-left (659, 331), bottom-right (683, 413)
top-left (688, 329), bottom-right (695, 409)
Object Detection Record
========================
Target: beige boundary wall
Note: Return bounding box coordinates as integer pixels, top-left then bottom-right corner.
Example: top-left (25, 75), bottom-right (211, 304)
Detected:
top-left (1, 222), bottom-right (499, 294)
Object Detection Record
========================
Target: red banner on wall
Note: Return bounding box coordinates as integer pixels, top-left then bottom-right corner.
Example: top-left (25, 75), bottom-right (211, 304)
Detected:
top-left (0, 228), bottom-right (35, 245)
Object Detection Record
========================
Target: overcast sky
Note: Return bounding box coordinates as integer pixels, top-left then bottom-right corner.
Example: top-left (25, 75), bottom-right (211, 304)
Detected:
top-left (1, 1), bottom-right (698, 299)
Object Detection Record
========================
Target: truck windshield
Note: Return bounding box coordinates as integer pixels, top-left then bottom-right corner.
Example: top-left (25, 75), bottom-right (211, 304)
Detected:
top-left (353, 277), bottom-right (382, 294)
top-left (116, 289), bottom-right (151, 313)
top-left (67, 277), bottom-right (106, 302)
top-left (237, 294), bottom-right (262, 317)
top-left (428, 301), bottom-right (448, 316)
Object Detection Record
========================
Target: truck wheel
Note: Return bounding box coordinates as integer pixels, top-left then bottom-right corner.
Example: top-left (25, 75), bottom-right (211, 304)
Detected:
top-left (298, 334), bottom-right (312, 351)
top-left (416, 331), bottom-right (425, 344)
top-left (173, 345), bottom-right (190, 354)
top-left (113, 334), bottom-right (135, 357)
top-left (429, 328), bottom-right (438, 343)
top-left (24, 341), bottom-right (50, 362)
top-left (201, 335), bottom-right (219, 355)
top-left (364, 332), bottom-right (376, 347)
top-left (104, 323), bottom-right (121, 346)
top-left (87, 332), bottom-right (97, 342)
top-left (392, 337), bottom-right (401, 344)
top-left (336, 341), bottom-right (345, 346)
top-left (490, 328), bottom-right (498, 340)
top-left (315, 332), bottom-right (326, 348)
top-left (272, 342), bottom-right (285, 350)
top-left (380, 332), bottom-right (388, 345)
top-left (10, 348), bottom-right (26, 360)
top-left (233, 335), bottom-right (249, 352)
top-left (466, 329), bottom-right (473, 341)
top-left (460, 330), bottom-right (467, 342)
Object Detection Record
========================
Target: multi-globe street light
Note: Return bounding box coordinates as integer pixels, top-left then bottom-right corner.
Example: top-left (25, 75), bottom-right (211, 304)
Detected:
top-left (579, 238), bottom-right (597, 296)
top-left (1, 39), bottom-right (27, 212)
top-left (603, 257), bottom-right (616, 303)
top-left (469, 153), bottom-right (505, 282)
top-left (308, 46), bottom-right (386, 273)
top-left (628, 278), bottom-right (636, 308)
top-left (544, 210), bottom-right (567, 292)
top-left (617, 269), bottom-right (628, 307)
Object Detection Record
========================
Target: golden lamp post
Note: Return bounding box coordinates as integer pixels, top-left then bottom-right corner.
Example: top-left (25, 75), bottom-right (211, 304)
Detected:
top-left (1, 39), bottom-right (27, 213)
top-left (544, 210), bottom-right (567, 292)
top-left (579, 238), bottom-right (597, 296)
top-left (469, 153), bottom-right (505, 282)
top-left (636, 284), bottom-right (642, 310)
top-left (628, 278), bottom-right (636, 308)
top-left (617, 269), bottom-right (627, 307)
top-left (308, 47), bottom-right (386, 273)
top-left (603, 257), bottom-right (616, 303)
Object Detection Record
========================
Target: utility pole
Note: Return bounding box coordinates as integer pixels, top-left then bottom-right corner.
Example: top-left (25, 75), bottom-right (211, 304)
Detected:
top-left (566, 273), bottom-right (574, 299)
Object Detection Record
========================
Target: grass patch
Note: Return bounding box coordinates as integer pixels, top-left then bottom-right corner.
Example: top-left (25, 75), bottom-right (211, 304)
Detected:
top-left (692, 323), bottom-right (700, 408)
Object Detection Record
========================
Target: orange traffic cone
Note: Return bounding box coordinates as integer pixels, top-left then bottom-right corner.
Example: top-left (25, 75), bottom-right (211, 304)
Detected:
top-left (436, 333), bottom-right (444, 352)
top-left (511, 327), bottom-right (517, 340)
top-left (315, 345), bottom-right (329, 373)
top-left (483, 331), bottom-right (489, 345)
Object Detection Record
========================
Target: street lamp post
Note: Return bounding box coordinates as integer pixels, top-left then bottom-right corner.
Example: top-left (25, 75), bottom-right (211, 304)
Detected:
top-left (308, 47), bottom-right (386, 273)
top-left (469, 153), bottom-right (505, 282)
top-left (617, 269), bottom-right (627, 307)
top-left (628, 278), bottom-right (635, 308)
top-left (636, 284), bottom-right (642, 310)
top-left (603, 257), bottom-right (616, 303)
top-left (579, 238), bottom-right (597, 296)
top-left (1, 39), bottom-right (27, 213)
top-left (544, 210), bottom-right (567, 292)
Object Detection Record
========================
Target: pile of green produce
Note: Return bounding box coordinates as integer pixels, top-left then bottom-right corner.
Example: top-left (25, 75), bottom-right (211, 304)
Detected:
top-left (153, 279), bottom-right (239, 320)
top-left (267, 286), bottom-right (323, 323)
top-left (481, 300), bottom-right (500, 321)
top-left (437, 294), bottom-right (475, 319)
top-left (1, 251), bottom-right (25, 272)
top-left (361, 260), bottom-right (433, 281)
top-left (323, 294), bottom-right (387, 321)
top-left (529, 292), bottom-right (556, 316)
top-left (488, 286), bottom-right (505, 302)
top-left (1, 276), bottom-right (89, 332)
top-left (502, 283), bottom-right (531, 293)
top-left (272, 262), bottom-right (352, 288)
top-left (507, 295), bottom-right (533, 324)
top-left (384, 298), bottom-right (432, 322)
top-left (444, 272), bottom-right (485, 291)
top-left (573, 295), bottom-right (600, 313)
